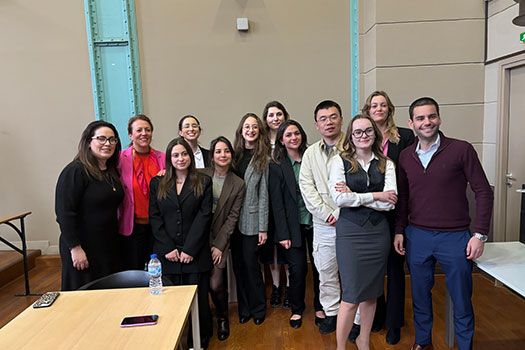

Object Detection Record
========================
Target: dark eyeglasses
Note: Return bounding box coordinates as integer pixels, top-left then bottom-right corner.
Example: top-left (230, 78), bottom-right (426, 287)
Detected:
top-left (352, 127), bottom-right (374, 138)
top-left (92, 136), bottom-right (118, 145)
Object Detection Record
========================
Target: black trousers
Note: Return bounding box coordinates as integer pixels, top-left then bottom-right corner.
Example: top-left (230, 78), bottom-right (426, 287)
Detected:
top-left (230, 230), bottom-right (266, 319)
top-left (304, 225), bottom-right (323, 312)
top-left (119, 223), bottom-right (153, 271)
top-left (375, 233), bottom-right (406, 328)
top-left (282, 225), bottom-right (311, 315)
top-left (166, 272), bottom-right (212, 347)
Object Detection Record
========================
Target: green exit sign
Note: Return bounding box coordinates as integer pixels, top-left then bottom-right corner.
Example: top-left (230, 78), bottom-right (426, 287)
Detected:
top-left (521, 32), bottom-right (525, 43)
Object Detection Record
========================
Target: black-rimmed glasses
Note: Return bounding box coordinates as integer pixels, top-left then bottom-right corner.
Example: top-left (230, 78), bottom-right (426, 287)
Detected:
top-left (352, 127), bottom-right (374, 138)
top-left (92, 136), bottom-right (118, 145)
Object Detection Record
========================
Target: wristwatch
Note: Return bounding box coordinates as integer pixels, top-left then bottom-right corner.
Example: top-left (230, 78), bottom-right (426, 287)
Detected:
top-left (473, 233), bottom-right (488, 243)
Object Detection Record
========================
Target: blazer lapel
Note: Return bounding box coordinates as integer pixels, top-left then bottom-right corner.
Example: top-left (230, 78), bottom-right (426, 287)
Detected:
top-left (166, 184), bottom-right (181, 208)
top-left (213, 172), bottom-right (233, 227)
top-left (282, 157), bottom-right (298, 203)
top-left (387, 140), bottom-right (400, 163)
top-left (177, 181), bottom-right (193, 204)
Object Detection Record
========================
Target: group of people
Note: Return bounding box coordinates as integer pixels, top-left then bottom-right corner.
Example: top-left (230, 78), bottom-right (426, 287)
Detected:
top-left (55, 92), bottom-right (493, 350)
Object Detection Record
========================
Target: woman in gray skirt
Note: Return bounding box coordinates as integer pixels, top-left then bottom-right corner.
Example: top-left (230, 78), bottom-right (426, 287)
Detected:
top-left (329, 114), bottom-right (397, 350)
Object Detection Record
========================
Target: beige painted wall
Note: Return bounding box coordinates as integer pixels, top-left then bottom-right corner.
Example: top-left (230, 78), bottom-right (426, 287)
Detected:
top-left (135, 0), bottom-right (351, 149)
top-left (359, 0), bottom-right (486, 149)
top-left (1, 0), bottom-right (351, 252)
top-left (0, 1), bottom-right (93, 252)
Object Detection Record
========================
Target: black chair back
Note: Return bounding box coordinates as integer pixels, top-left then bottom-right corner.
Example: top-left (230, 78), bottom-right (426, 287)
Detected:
top-left (78, 270), bottom-right (172, 290)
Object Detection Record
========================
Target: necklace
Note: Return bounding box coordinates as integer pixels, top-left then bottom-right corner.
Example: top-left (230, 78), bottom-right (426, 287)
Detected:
top-left (106, 172), bottom-right (116, 191)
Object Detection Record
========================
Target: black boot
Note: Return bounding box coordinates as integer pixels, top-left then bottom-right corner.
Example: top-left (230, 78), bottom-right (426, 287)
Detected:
top-left (217, 317), bottom-right (230, 341)
top-left (282, 287), bottom-right (291, 310)
top-left (270, 285), bottom-right (282, 308)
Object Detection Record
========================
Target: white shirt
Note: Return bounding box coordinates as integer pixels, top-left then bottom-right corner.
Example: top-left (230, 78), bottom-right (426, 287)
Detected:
top-left (415, 134), bottom-right (440, 169)
top-left (194, 147), bottom-right (205, 169)
top-left (329, 154), bottom-right (397, 211)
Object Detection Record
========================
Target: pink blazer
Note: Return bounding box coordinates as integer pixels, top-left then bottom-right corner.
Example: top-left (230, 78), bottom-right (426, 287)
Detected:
top-left (117, 146), bottom-right (166, 236)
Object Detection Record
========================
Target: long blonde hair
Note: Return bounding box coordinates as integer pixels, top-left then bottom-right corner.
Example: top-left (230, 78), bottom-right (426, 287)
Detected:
top-left (361, 90), bottom-right (399, 144)
top-left (341, 114), bottom-right (388, 174)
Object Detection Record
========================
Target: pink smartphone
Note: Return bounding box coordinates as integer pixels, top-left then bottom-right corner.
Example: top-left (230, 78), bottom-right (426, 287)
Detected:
top-left (120, 315), bottom-right (159, 327)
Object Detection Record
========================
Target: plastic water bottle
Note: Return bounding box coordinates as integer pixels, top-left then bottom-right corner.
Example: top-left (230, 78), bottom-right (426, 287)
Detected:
top-left (148, 254), bottom-right (162, 295)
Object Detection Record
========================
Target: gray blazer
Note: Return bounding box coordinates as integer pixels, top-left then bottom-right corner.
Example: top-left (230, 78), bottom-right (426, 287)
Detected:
top-left (238, 162), bottom-right (269, 236)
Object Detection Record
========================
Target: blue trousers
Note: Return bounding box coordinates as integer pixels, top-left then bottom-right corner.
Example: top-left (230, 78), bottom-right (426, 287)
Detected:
top-left (405, 225), bottom-right (474, 350)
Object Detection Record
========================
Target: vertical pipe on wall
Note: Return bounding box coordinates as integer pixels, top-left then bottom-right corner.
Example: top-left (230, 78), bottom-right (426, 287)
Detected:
top-left (350, 0), bottom-right (359, 117)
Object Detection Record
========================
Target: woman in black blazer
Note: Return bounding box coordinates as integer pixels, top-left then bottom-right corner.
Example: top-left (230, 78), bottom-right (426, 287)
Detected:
top-left (360, 90), bottom-right (415, 345)
top-left (178, 115), bottom-right (210, 169)
top-left (269, 120), bottom-right (313, 329)
top-left (149, 137), bottom-right (213, 349)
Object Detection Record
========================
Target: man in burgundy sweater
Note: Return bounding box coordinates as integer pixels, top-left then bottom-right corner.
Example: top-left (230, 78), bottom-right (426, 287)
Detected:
top-left (393, 97), bottom-right (493, 350)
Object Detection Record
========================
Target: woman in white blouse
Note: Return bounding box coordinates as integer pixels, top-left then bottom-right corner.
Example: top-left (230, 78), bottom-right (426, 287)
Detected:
top-left (329, 114), bottom-right (397, 350)
top-left (178, 115), bottom-right (209, 169)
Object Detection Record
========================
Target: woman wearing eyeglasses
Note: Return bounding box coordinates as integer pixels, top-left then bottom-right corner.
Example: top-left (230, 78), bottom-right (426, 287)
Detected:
top-left (329, 115), bottom-right (397, 350)
top-left (56, 120), bottom-right (124, 291)
top-left (361, 91), bottom-right (415, 344)
top-left (178, 115), bottom-right (209, 169)
top-left (117, 114), bottom-right (165, 271)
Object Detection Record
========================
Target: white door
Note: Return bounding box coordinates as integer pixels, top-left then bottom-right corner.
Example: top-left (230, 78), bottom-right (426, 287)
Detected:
top-left (505, 65), bottom-right (525, 241)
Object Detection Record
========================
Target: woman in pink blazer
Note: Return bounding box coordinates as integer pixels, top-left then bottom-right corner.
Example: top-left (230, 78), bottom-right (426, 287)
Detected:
top-left (117, 114), bottom-right (165, 270)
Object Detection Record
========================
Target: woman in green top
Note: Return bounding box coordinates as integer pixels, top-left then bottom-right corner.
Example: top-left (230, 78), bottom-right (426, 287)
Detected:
top-left (268, 120), bottom-right (314, 329)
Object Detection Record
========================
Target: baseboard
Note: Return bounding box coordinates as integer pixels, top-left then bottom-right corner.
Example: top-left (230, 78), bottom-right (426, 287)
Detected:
top-left (0, 240), bottom-right (58, 255)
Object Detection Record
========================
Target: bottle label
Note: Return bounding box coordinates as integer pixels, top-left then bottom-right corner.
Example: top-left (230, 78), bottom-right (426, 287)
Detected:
top-left (148, 265), bottom-right (161, 276)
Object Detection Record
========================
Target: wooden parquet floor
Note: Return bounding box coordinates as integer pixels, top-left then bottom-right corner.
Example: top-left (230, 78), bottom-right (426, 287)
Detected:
top-left (1, 262), bottom-right (524, 349)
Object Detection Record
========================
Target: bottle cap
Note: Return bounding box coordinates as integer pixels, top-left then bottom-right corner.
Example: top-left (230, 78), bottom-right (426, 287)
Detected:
top-left (150, 254), bottom-right (157, 259)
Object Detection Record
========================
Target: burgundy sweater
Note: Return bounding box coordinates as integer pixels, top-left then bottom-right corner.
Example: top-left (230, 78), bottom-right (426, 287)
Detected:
top-left (394, 132), bottom-right (493, 235)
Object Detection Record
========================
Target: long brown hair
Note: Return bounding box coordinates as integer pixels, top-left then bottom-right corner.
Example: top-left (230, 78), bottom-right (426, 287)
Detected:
top-left (74, 120), bottom-right (121, 181)
top-left (341, 114), bottom-right (387, 174)
top-left (233, 113), bottom-right (270, 173)
top-left (361, 90), bottom-right (399, 144)
top-left (272, 120), bottom-right (308, 164)
top-left (157, 137), bottom-right (203, 199)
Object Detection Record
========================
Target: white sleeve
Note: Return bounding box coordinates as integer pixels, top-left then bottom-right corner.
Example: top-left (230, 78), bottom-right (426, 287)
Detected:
top-left (329, 155), bottom-right (374, 208)
top-left (363, 159), bottom-right (397, 211)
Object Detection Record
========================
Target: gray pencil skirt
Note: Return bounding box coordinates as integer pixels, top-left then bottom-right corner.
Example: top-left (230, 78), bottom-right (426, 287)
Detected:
top-left (336, 215), bottom-right (390, 304)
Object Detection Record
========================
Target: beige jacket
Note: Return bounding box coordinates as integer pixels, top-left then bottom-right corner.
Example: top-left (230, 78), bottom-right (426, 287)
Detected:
top-left (299, 133), bottom-right (345, 227)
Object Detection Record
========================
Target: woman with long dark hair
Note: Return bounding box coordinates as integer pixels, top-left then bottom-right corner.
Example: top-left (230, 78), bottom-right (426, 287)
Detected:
top-left (261, 100), bottom-right (291, 309)
top-left (118, 114), bottom-right (165, 270)
top-left (149, 137), bottom-right (213, 348)
top-left (202, 136), bottom-right (245, 341)
top-left (269, 120), bottom-right (314, 329)
top-left (56, 120), bottom-right (124, 291)
top-left (231, 113), bottom-right (270, 325)
top-left (329, 115), bottom-right (397, 350)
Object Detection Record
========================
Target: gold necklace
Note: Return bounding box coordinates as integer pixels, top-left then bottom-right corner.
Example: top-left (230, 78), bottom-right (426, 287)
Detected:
top-left (106, 172), bottom-right (116, 191)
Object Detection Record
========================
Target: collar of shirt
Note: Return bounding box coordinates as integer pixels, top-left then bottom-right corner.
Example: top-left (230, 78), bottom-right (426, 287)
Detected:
top-left (320, 133), bottom-right (345, 154)
top-left (193, 147), bottom-right (205, 168)
top-left (415, 133), bottom-right (441, 155)
top-left (356, 153), bottom-right (379, 172)
top-left (287, 153), bottom-right (301, 166)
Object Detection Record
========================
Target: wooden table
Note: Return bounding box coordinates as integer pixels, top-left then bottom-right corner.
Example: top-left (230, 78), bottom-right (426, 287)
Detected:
top-left (0, 286), bottom-right (200, 349)
top-left (475, 241), bottom-right (525, 296)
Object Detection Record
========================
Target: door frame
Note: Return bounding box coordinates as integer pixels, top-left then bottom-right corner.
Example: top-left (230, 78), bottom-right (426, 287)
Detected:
top-left (494, 53), bottom-right (525, 242)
